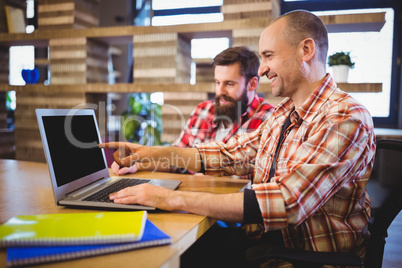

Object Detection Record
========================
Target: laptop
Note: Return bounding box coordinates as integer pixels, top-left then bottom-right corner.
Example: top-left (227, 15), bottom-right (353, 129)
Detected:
top-left (36, 108), bottom-right (181, 210)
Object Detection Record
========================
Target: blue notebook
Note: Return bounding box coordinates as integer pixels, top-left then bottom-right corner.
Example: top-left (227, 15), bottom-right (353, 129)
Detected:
top-left (7, 219), bottom-right (171, 267)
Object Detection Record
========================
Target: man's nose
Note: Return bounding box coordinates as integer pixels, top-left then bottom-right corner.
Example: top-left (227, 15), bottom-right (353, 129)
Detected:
top-left (216, 84), bottom-right (227, 96)
top-left (258, 64), bottom-right (269, 77)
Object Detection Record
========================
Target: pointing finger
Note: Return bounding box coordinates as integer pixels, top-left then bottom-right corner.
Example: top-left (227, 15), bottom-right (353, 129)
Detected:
top-left (98, 142), bottom-right (122, 149)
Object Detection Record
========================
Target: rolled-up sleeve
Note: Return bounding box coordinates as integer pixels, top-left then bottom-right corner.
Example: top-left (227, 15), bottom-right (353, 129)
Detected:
top-left (195, 122), bottom-right (267, 176)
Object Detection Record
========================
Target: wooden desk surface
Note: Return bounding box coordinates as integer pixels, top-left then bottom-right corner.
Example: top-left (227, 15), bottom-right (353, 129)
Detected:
top-left (0, 160), bottom-right (250, 267)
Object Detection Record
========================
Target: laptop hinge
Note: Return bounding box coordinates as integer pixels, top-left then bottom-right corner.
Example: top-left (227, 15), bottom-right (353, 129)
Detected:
top-left (66, 177), bottom-right (111, 198)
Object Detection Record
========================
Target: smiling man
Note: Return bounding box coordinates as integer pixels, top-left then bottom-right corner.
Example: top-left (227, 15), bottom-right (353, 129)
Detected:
top-left (100, 10), bottom-right (376, 267)
top-left (112, 46), bottom-right (274, 176)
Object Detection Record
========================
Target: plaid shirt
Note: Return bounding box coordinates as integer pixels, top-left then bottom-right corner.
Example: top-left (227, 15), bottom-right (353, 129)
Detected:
top-left (173, 94), bottom-right (274, 149)
top-left (172, 94), bottom-right (273, 178)
top-left (196, 74), bottom-right (376, 258)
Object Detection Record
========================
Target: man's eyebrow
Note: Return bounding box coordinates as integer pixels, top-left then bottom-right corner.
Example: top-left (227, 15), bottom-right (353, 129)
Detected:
top-left (215, 79), bottom-right (237, 83)
top-left (260, 50), bottom-right (274, 56)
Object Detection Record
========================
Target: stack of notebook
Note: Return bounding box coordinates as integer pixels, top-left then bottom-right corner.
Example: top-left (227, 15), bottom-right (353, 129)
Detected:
top-left (0, 211), bottom-right (171, 267)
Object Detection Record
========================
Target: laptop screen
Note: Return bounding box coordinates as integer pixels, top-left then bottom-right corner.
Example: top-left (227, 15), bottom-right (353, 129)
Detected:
top-left (42, 115), bottom-right (106, 187)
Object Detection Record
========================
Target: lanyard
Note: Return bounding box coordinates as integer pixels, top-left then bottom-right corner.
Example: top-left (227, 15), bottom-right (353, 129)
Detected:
top-left (268, 109), bottom-right (294, 180)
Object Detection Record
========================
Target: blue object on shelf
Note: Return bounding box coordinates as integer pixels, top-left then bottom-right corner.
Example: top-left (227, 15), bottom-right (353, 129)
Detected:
top-left (21, 68), bottom-right (39, 84)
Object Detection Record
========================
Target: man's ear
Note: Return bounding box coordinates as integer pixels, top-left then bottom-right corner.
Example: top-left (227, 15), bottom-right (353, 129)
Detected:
top-left (300, 38), bottom-right (316, 62)
top-left (247, 76), bottom-right (259, 91)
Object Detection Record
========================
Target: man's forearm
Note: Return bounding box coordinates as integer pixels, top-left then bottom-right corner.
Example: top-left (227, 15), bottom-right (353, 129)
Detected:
top-left (168, 191), bottom-right (244, 222)
top-left (140, 147), bottom-right (202, 172)
top-left (137, 162), bottom-right (171, 173)
top-left (110, 183), bottom-right (244, 222)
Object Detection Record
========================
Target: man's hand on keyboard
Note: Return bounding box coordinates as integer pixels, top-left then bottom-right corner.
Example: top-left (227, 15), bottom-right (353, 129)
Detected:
top-left (109, 183), bottom-right (176, 211)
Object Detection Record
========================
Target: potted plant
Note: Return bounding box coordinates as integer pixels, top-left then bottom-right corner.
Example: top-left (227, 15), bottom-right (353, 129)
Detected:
top-left (121, 93), bottom-right (162, 146)
top-left (328, 51), bottom-right (355, 83)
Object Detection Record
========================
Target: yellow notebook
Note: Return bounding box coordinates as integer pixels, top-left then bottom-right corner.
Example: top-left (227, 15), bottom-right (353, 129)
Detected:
top-left (0, 211), bottom-right (147, 247)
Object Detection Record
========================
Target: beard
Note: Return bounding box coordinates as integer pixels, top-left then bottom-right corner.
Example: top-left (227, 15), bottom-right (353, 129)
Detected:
top-left (214, 89), bottom-right (249, 126)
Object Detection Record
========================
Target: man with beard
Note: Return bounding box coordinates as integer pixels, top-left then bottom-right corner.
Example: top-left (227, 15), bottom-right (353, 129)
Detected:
top-left (99, 10), bottom-right (375, 267)
top-left (111, 46), bottom-right (274, 176)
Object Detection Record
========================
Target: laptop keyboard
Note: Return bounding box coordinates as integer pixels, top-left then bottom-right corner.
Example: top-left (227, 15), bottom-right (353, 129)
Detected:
top-left (83, 178), bottom-right (150, 203)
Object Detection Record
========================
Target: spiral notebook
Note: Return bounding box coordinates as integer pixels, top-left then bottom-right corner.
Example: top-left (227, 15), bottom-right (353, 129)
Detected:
top-left (0, 211), bottom-right (147, 247)
top-left (6, 219), bottom-right (171, 267)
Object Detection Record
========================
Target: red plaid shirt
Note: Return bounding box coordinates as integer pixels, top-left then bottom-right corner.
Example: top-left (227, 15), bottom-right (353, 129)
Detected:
top-left (173, 94), bottom-right (274, 148)
top-left (196, 74), bottom-right (376, 258)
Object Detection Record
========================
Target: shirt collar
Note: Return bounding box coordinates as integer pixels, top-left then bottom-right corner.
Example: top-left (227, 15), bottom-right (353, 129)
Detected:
top-left (297, 73), bottom-right (337, 123)
top-left (273, 74), bottom-right (337, 124)
top-left (243, 94), bottom-right (263, 119)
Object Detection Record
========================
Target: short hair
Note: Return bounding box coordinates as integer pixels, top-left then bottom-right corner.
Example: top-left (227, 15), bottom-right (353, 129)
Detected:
top-left (213, 46), bottom-right (260, 83)
top-left (277, 10), bottom-right (329, 65)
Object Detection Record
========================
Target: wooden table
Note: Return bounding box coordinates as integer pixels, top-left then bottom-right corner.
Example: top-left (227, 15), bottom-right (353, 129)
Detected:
top-left (0, 160), bottom-right (250, 268)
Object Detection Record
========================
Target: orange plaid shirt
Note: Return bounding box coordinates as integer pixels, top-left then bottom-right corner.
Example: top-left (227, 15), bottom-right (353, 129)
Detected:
top-left (196, 74), bottom-right (376, 256)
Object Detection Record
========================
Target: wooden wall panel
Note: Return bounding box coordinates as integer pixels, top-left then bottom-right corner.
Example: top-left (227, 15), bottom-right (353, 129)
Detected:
top-left (133, 33), bottom-right (193, 143)
top-left (222, 0), bottom-right (277, 21)
top-left (0, 46), bottom-right (9, 83)
top-left (133, 33), bottom-right (192, 83)
top-left (0, 47), bottom-right (13, 159)
top-left (49, 37), bottom-right (108, 84)
top-left (195, 58), bottom-right (214, 83)
top-left (37, 0), bottom-right (100, 30)
top-left (14, 91), bottom-right (86, 162)
top-left (0, 129), bottom-right (14, 159)
top-left (162, 92), bottom-right (208, 144)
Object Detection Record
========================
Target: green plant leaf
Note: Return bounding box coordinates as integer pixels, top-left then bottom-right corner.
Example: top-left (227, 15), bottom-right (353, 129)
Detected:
top-left (152, 104), bottom-right (162, 117)
top-left (328, 51), bottom-right (355, 68)
top-left (6, 92), bottom-right (12, 103)
top-left (131, 100), bottom-right (143, 115)
top-left (120, 93), bottom-right (162, 145)
top-left (121, 114), bottom-right (139, 140)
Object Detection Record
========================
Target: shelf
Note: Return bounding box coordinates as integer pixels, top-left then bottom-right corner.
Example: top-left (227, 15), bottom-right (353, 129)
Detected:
top-left (0, 82), bottom-right (382, 94)
top-left (0, 18), bottom-right (268, 47)
top-left (335, 83), bottom-right (382, 93)
top-left (320, 12), bottom-right (386, 33)
top-left (34, 58), bottom-right (49, 66)
top-left (374, 128), bottom-right (402, 140)
top-left (0, 82), bottom-right (381, 112)
top-left (0, 83), bottom-right (216, 93)
top-left (0, 12), bottom-right (385, 47)
top-left (259, 82), bottom-right (382, 93)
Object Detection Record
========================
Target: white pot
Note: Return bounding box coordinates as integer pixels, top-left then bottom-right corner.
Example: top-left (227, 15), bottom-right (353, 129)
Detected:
top-left (332, 65), bottom-right (350, 83)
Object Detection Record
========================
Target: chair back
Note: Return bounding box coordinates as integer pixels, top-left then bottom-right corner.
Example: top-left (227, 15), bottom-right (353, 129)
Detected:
top-left (365, 139), bottom-right (402, 268)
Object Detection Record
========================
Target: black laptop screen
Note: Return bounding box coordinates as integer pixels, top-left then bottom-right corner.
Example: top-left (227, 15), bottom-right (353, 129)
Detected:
top-left (42, 115), bottom-right (106, 187)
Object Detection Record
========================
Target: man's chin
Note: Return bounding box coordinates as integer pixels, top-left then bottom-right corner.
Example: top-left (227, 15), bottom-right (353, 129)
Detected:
top-left (216, 101), bottom-right (235, 109)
